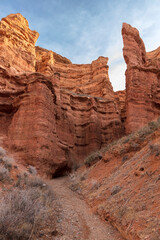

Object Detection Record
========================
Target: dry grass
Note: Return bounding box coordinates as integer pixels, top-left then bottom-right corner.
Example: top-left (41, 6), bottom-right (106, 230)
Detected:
top-left (0, 147), bottom-right (6, 157)
top-left (0, 165), bottom-right (10, 182)
top-left (84, 117), bottom-right (160, 167)
top-left (28, 165), bottom-right (37, 175)
top-left (2, 156), bottom-right (15, 171)
top-left (0, 176), bottom-right (56, 240)
top-left (84, 151), bottom-right (102, 167)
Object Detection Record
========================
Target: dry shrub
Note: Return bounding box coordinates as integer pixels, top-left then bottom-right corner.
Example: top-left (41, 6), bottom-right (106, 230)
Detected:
top-left (0, 147), bottom-right (6, 157)
top-left (149, 143), bottom-right (160, 156)
top-left (28, 165), bottom-right (37, 175)
top-left (84, 117), bottom-right (160, 167)
top-left (2, 156), bottom-right (15, 171)
top-left (0, 165), bottom-right (10, 182)
top-left (85, 151), bottom-right (102, 167)
top-left (0, 177), bottom-right (55, 240)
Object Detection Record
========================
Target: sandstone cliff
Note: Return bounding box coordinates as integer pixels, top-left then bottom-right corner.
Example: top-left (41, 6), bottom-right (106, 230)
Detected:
top-left (0, 67), bottom-right (122, 177)
top-left (0, 14), bottom-right (123, 176)
top-left (0, 13), bottom-right (39, 73)
top-left (122, 23), bottom-right (160, 133)
top-left (114, 90), bottom-right (126, 129)
top-left (36, 46), bottom-right (114, 99)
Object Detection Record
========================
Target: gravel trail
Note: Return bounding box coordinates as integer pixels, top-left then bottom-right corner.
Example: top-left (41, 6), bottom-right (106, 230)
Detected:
top-left (50, 177), bottom-right (124, 240)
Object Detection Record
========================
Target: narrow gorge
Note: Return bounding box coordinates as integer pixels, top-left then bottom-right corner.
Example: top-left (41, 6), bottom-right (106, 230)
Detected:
top-left (0, 13), bottom-right (160, 240)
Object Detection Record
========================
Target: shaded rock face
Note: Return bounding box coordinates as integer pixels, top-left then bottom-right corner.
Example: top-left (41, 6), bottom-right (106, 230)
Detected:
top-left (114, 90), bottom-right (126, 129)
top-left (0, 14), bottom-right (123, 176)
top-left (122, 23), bottom-right (160, 133)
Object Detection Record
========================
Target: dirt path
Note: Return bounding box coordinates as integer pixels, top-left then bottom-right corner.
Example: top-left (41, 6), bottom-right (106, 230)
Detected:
top-left (49, 177), bottom-right (124, 240)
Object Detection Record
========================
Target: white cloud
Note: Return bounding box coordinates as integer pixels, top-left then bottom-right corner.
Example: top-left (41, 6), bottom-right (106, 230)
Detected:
top-left (109, 62), bottom-right (126, 91)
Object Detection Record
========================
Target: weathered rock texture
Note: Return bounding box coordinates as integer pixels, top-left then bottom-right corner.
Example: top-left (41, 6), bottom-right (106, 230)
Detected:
top-left (74, 120), bottom-right (160, 240)
top-left (0, 13), bottom-right (39, 73)
top-left (114, 90), bottom-right (126, 128)
top-left (122, 23), bottom-right (160, 133)
top-left (0, 67), bottom-right (122, 176)
top-left (36, 46), bottom-right (113, 99)
top-left (0, 14), bottom-right (124, 176)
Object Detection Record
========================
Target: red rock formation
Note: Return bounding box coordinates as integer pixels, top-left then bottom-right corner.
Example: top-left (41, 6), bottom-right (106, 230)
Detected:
top-left (0, 13), bottom-right (124, 176)
top-left (0, 13), bottom-right (39, 73)
top-left (114, 90), bottom-right (126, 127)
top-left (35, 46), bottom-right (72, 75)
top-left (146, 46), bottom-right (160, 68)
top-left (36, 46), bottom-right (113, 99)
top-left (0, 67), bottom-right (122, 176)
top-left (122, 23), bottom-right (160, 133)
top-left (74, 119), bottom-right (160, 240)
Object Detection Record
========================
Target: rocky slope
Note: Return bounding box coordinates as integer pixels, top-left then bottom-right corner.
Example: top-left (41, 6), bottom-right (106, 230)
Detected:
top-left (71, 118), bottom-right (160, 240)
top-left (0, 12), bottom-right (160, 240)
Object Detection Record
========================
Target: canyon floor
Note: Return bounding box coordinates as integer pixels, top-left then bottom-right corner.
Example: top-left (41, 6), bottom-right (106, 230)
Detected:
top-left (49, 176), bottom-right (124, 240)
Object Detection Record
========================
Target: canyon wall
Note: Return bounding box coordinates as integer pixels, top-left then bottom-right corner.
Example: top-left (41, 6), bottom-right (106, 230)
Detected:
top-left (0, 68), bottom-right (122, 177)
top-left (0, 13), bottom-right (123, 176)
top-left (0, 13), bottom-right (39, 73)
top-left (36, 47), bottom-right (114, 99)
top-left (122, 23), bottom-right (160, 133)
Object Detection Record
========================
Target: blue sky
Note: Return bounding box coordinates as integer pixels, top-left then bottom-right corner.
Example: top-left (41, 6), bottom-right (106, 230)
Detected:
top-left (0, 0), bottom-right (160, 91)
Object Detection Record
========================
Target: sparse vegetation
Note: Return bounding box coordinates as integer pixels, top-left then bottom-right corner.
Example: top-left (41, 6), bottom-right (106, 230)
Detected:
top-left (84, 151), bottom-right (102, 167)
top-left (0, 147), bottom-right (6, 157)
top-left (0, 175), bottom-right (56, 240)
top-left (0, 166), bottom-right (10, 182)
top-left (111, 185), bottom-right (122, 196)
top-left (84, 117), bottom-right (160, 167)
top-left (149, 143), bottom-right (160, 156)
top-left (0, 147), bottom-right (57, 240)
top-left (28, 165), bottom-right (37, 175)
top-left (2, 156), bottom-right (15, 171)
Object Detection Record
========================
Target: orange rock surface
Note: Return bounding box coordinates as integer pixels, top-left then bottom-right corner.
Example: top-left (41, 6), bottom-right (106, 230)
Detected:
top-left (0, 13), bottom-right (39, 73)
top-left (0, 14), bottom-right (123, 176)
top-left (74, 119), bottom-right (160, 240)
top-left (122, 23), bottom-right (160, 133)
top-left (0, 67), bottom-right (122, 176)
top-left (0, 12), bottom-right (160, 240)
top-left (36, 46), bottom-right (113, 99)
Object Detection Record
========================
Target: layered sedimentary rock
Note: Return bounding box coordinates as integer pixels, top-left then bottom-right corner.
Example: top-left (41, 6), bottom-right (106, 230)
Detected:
top-left (0, 67), bottom-right (122, 176)
top-left (0, 13), bottom-right (124, 175)
top-left (35, 46), bottom-right (72, 75)
top-left (114, 90), bottom-right (126, 127)
top-left (0, 13), bottom-right (39, 73)
top-left (122, 23), bottom-right (160, 133)
top-left (146, 46), bottom-right (160, 68)
top-left (36, 46), bottom-right (113, 99)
